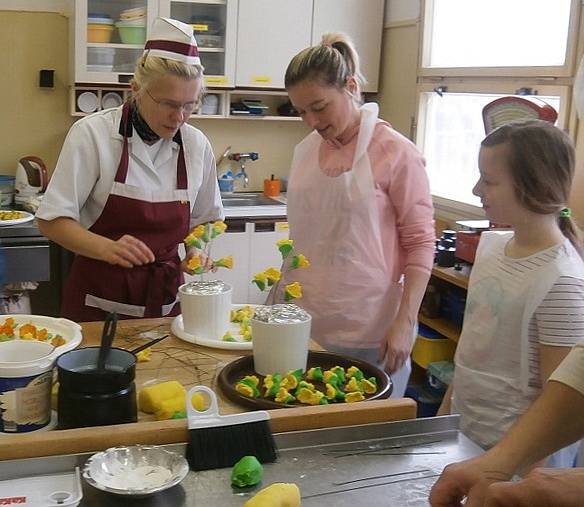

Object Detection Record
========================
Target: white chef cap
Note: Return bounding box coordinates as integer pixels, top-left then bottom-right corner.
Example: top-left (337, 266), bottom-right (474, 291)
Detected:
top-left (143, 17), bottom-right (201, 67)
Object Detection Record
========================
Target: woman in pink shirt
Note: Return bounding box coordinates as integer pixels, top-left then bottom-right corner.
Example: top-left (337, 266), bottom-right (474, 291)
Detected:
top-left (280, 32), bottom-right (435, 396)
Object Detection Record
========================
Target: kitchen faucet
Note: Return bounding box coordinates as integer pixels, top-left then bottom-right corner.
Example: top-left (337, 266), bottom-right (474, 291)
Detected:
top-left (228, 152), bottom-right (259, 188)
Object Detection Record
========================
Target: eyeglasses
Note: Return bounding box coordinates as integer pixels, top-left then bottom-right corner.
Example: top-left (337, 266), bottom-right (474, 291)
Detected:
top-left (145, 88), bottom-right (197, 115)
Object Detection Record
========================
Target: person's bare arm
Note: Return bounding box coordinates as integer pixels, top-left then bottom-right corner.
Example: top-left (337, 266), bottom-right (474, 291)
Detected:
top-left (539, 344), bottom-right (572, 383)
top-left (38, 217), bottom-right (154, 268)
top-left (382, 267), bottom-right (431, 372)
top-left (429, 380), bottom-right (584, 507)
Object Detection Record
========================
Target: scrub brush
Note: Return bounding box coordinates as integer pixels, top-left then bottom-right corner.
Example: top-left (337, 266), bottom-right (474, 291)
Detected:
top-left (186, 385), bottom-right (277, 471)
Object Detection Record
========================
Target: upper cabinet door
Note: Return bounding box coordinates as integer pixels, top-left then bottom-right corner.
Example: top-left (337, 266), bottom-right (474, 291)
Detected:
top-left (158, 0), bottom-right (238, 88)
top-left (235, 0), bottom-right (313, 89)
top-left (72, 0), bottom-right (159, 84)
top-left (312, 0), bottom-right (385, 93)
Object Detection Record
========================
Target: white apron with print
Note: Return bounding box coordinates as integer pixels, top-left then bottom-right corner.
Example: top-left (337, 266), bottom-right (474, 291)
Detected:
top-left (284, 103), bottom-right (410, 394)
top-left (453, 231), bottom-right (583, 466)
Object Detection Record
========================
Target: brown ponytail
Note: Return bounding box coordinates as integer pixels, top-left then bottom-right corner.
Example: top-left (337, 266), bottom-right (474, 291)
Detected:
top-left (559, 215), bottom-right (584, 258)
top-left (284, 32), bottom-right (365, 100)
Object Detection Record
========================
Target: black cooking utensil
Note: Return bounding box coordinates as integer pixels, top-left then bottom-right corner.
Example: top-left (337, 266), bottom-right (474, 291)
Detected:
top-left (97, 312), bottom-right (118, 371)
top-left (130, 335), bottom-right (169, 355)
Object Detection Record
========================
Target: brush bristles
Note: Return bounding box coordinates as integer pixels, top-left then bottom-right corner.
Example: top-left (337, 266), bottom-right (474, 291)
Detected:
top-left (187, 420), bottom-right (278, 471)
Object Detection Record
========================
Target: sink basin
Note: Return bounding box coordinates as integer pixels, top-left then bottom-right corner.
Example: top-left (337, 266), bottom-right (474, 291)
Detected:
top-left (221, 193), bottom-right (282, 207)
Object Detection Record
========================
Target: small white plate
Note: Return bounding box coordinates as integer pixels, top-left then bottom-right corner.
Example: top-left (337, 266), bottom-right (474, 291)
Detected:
top-left (77, 91), bottom-right (99, 113)
top-left (171, 304), bottom-right (256, 350)
top-left (0, 210), bottom-right (34, 226)
top-left (102, 92), bottom-right (123, 109)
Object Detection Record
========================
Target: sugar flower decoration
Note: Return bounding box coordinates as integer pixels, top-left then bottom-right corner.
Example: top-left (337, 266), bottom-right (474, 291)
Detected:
top-left (252, 240), bottom-right (309, 303)
top-left (184, 221), bottom-right (233, 276)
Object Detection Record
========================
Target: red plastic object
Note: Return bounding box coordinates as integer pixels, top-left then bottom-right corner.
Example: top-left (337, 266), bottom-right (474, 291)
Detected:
top-left (455, 231), bottom-right (482, 264)
top-left (482, 96), bottom-right (558, 135)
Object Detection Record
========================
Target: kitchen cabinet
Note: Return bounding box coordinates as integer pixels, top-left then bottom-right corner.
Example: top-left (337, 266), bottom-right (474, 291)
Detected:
top-left (311, 0), bottom-right (385, 93)
top-left (182, 218), bottom-right (289, 304)
top-left (70, 0), bottom-right (159, 84)
top-left (71, 0), bottom-right (237, 87)
top-left (235, 0), bottom-right (313, 89)
top-left (413, 264), bottom-right (470, 371)
top-left (158, 0), bottom-right (238, 87)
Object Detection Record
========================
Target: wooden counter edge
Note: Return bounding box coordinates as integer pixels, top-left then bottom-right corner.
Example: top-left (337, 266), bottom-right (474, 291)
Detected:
top-left (0, 398), bottom-right (416, 461)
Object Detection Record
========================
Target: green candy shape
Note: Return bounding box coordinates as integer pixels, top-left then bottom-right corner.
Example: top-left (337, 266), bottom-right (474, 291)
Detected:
top-left (231, 455), bottom-right (263, 487)
top-left (252, 279), bottom-right (267, 291)
top-left (278, 243), bottom-right (293, 259)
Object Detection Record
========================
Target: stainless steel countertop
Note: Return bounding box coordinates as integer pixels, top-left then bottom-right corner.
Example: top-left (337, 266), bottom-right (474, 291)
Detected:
top-left (0, 416), bottom-right (481, 506)
top-left (223, 194), bottom-right (287, 219)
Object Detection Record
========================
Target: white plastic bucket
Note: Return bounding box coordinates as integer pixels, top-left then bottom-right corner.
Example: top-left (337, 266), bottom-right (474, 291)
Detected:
top-left (0, 340), bottom-right (55, 433)
top-left (251, 314), bottom-right (311, 375)
top-left (178, 281), bottom-right (233, 340)
top-left (0, 315), bottom-right (82, 434)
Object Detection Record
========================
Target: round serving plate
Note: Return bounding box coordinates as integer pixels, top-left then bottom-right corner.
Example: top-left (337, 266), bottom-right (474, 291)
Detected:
top-left (218, 350), bottom-right (393, 410)
top-left (171, 304), bottom-right (257, 351)
top-left (0, 210), bottom-right (34, 226)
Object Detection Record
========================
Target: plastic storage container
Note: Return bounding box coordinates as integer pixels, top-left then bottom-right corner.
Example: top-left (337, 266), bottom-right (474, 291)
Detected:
top-left (87, 23), bottom-right (114, 43)
top-left (411, 334), bottom-right (456, 369)
top-left (0, 175), bottom-right (15, 206)
top-left (116, 22), bottom-right (146, 44)
top-left (440, 287), bottom-right (466, 327)
top-left (87, 47), bottom-right (115, 72)
top-left (405, 384), bottom-right (443, 418)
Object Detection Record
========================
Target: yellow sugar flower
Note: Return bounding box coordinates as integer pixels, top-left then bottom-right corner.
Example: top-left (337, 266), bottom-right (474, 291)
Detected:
top-left (184, 224), bottom-right (207, 248)
top-left (214, 255), bottom-right (233, 269)
top-left (264, 267), bottom-right (282, 285)
top-left (284, 282), bottom-right (302, 301)
top-left (187, 255), bottom-right (204, 274)
top-left (277, 238), bottom-right (294, 258)
top-left (253, 272), bottom-right (268, 291)
top-left (276, 239), bottom-right (294, 248)
top-left (211, 220), bottom-right (227, 238)
top-left (292, 254), bottom-right (310, 269)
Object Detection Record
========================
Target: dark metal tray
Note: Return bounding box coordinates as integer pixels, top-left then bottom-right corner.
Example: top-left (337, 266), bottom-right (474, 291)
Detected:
top-left (217, 350), bottom-right (393, 409)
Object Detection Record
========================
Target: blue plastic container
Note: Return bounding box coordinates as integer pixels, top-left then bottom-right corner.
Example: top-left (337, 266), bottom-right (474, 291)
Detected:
top-left (405, 384), bottom-right (443, 418)
top-left (0, 175), bottom-right (15, 206)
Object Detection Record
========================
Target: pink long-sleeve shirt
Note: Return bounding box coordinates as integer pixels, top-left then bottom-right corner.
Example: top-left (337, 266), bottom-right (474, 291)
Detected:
top-left (319, 119), bottom-right (435, 282)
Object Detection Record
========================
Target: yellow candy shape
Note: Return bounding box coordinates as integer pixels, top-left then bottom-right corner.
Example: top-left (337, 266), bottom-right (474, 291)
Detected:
top-left (243, 483), bottom-right (301, 507)
top-left (138, 381), bottom-right (186, 415)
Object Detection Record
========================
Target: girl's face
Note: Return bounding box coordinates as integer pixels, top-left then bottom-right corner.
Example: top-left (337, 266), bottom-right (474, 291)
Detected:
top-left (287, 78), bottom-right (360, 143)
top-left (473, 144), bottom-right (525, 225)
top-left (134, 74), bottom-right (202, 139)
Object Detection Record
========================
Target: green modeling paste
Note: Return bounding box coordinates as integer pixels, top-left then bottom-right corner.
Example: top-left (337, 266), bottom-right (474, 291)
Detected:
top-left (231, 455), bottom-right (263, 487)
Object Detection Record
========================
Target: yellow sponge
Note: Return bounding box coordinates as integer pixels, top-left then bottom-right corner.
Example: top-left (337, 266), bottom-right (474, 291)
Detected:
top-left (138, 381), bottom-right (186, 416)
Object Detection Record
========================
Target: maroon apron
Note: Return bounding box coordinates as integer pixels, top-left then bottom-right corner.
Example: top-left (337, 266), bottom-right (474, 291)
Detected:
top-left (62, 103), bottom-right (190, 322)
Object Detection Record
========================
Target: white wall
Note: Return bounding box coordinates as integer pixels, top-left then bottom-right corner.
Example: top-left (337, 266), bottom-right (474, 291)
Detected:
top-left (384, 0), bottom-right (420, 25)
top-left (0, 0), bottom-right (71, 13)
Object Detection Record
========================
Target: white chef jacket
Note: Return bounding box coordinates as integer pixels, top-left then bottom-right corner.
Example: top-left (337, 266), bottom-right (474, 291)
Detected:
top-left (37, 106), bottom-right (223, 228)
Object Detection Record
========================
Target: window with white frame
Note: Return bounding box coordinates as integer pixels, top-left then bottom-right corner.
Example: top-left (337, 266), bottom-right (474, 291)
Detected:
top-left (417, 0), bottom-right (578, 209)
top-left (417, 89), bottom-right (563, 206)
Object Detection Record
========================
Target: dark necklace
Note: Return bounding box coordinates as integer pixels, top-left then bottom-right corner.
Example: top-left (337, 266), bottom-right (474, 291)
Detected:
top-left (131, 105), bottom-right (160, 144)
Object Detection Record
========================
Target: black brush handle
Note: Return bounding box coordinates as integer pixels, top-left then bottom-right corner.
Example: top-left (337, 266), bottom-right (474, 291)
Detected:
top-left (97, 312), bottom-right (118, 371)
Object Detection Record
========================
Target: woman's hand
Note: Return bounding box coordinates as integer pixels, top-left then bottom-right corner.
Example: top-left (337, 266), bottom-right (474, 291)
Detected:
top-left (379, 315), bottom-right (414, 373)
top-left (482, 468), bottom-right (584, 507)
top-left (101, 234), bottom-right (155, 268)
top-left (429, 456), bottom-right (511, 507)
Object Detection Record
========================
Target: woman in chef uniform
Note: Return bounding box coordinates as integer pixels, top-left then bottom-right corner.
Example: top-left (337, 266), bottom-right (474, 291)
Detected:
top-left (281, 33), bottom-right (435, 397)
top-left (37, 18), bottom-right (223, 322)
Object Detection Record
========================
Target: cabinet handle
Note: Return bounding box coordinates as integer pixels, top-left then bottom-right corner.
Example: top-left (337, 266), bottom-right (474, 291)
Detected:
top-left (254, 222), bottom-right (275, 232)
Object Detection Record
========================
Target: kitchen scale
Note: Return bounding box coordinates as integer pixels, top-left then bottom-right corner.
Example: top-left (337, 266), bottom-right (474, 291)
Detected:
top-left (482, 96), bottom-right (558, 134)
